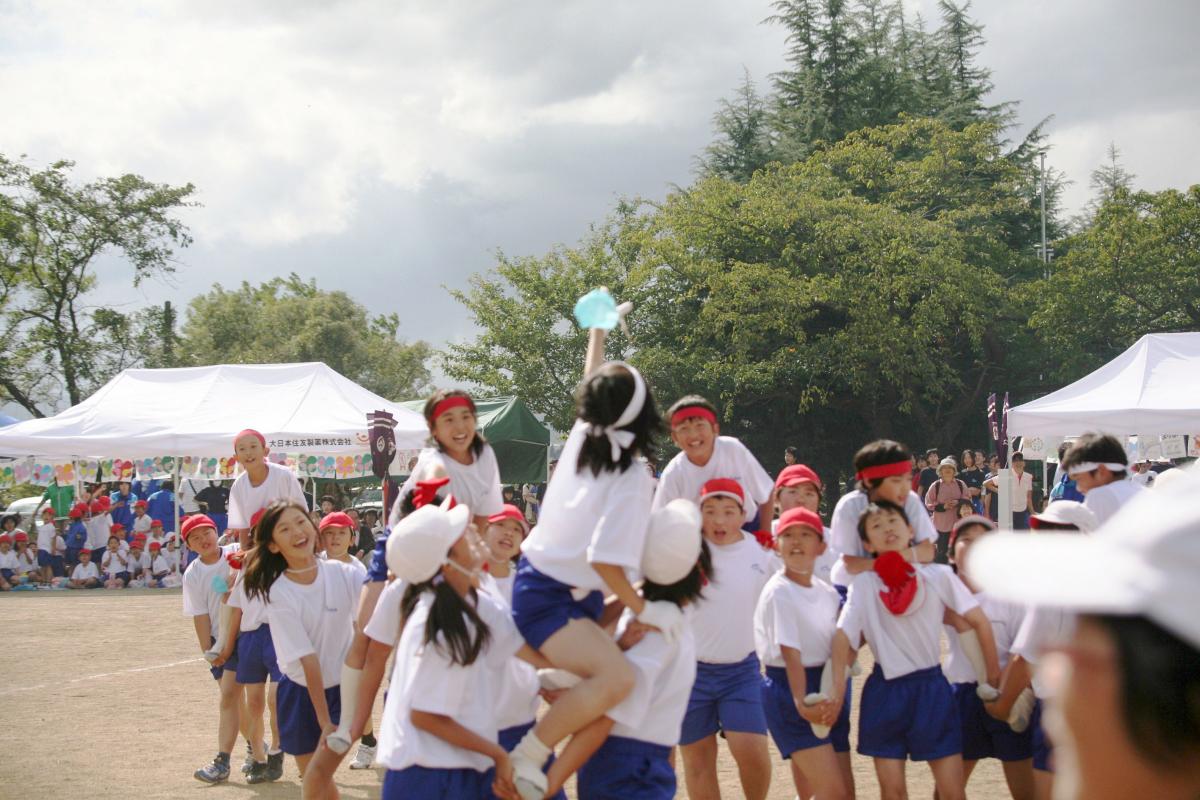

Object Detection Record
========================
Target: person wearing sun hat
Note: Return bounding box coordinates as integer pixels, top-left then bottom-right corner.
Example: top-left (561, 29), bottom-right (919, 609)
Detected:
top-left (971, 464), bottom-right (1200, 800)
top-left (926, 458), bottom-right (969, 563)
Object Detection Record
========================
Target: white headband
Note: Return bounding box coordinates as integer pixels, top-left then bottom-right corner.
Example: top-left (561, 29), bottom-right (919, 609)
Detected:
top-left (588, 362), bottom-right (647, 462)
top-left (1067, 461), bottom-right (1128, 477)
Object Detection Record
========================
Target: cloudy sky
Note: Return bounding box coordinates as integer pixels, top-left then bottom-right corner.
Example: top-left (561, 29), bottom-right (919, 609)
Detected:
top-left (3, 0), bottom-right (1198, 403)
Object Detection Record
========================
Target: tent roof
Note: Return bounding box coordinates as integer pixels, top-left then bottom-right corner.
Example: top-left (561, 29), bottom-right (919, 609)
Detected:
top-left (0, 362), bottom-right (428, 459)
top-left (1008, 333), bottom-right (1200, 439)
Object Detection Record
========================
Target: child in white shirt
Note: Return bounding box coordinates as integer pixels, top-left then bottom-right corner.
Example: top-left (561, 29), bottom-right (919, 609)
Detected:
top-left (101, 536), bottom-right (130, 588)
top-left (68, 547), bottom-right (101, 588)
top-left (132, 500), bottom-right (153, 535)
top-left (226, 429), bottom-right (308, 538)
top-left (36, 507), bottom-right (58, 583)
top-left (319, 511), bottom-right (368, 585)
top-left (126, 539), bottom-right (150, 586)
top-left (832, 500), bottom-right (1001, 800)
top-left (0, 534), bottom-right (18, 590)
top-left (679, 478), bottom-right (775, 800)
top-left (772, 463), bottom-right (838, 586)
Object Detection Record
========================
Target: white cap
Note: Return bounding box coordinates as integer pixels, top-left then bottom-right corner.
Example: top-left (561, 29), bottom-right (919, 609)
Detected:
top-left (938, 457), bottom-right (958, 471)
top-left (642, 499), bottom-right (702, 585)
top-left (385, 498), bottom-right (471, 583)
top-left (1030, 500), bottom-right (1099, 532)
top-left (972, 465), bottom-right (1200, 650)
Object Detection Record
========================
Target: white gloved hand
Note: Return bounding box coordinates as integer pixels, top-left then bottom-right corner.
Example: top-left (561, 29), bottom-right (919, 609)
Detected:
top-left (1008, 687), bottom-right (1036, 733)
top-left (637, 600), bottom-right (684, 645)
top-left (537, 668), bottom-right (582, 692)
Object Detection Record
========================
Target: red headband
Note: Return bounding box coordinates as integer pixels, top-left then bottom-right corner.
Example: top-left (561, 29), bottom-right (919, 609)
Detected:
top-left (670, 406), bottom-right (717, 428)
top-left (856, 461), bottom-right (913, 481)
top-left (234, 429), bottom-right (266, 451)
top-left (430, 395), bottom-right (474, 422)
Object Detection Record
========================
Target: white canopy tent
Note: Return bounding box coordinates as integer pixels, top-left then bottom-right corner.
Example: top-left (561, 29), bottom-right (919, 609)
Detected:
top-left (0, 362), bottom-right (428, 459)
top-left (1008, 332), bottom-right (1200, 440)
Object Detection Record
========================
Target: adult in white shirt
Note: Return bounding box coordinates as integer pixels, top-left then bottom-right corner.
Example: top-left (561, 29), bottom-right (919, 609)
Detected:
top-left (983, 452), bottom-right (1035, 529)
top-left (1060, 433), bottom-right (1145, 526)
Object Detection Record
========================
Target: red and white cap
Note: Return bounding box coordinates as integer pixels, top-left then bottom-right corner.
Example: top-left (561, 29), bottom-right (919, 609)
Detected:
top-left (974, 464), bottom-right (1200, 650)
top-left (775, 506), bottom-right (824, 536)
top-left (150, 519), bottom-right (163, 528)
top-left (180, 514), bottom-right (217, 542)
top-left (0, 534), bottom-right (11, 545)
top-left (148, 541), bottom-right (162, 551)
top-left (41, 507), bottom-right (56, 517)
top-left (699, 478), bottom-right (745, 508)
top-left (775, 464), bottom-right (822, 491)
top-left (488, 504), bottom-right (530, 535)
top-left (319, 511), bottom-right (355, 531)
top-left (13, 531), bottom-right (29, 543)
top-left (133, 500), bottom-right (148, 509)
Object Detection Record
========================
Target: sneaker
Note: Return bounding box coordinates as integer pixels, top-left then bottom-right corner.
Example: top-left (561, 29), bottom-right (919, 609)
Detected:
top-left (194, 755), bottom-right (231, 784)
top-left (265, 751), bottom-right (284, 782)
top-left (246, 761), bottom-right (270, 784)
top-left (348, 743), bottom-right (376, 770)
top-left (241, 742), bottom-right (255, 774)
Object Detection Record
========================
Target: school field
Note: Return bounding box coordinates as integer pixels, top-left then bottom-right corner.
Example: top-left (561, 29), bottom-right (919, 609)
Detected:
top-left (0, 590), bottom-right (1014, 799)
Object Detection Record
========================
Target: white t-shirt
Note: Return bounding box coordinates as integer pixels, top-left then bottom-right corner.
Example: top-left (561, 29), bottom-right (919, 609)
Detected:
top-left (163, 548), bottom-right (181, 572)
top-left (838, 563), bottom-right (978, 679)
top-left (479, 574), bottom-right (541, 731)
top-left (72, 562), bottom-right (99, 581)
top-left (86, 515), bottom-right (112, 550)
top-left (150, 554), bottom-right (172, 577)
top-left (375, 589), bottom-right (524, 772)
top-left (101, 549), bottom-right (129, 577)
top-left (266, 559), bottom-right (360, 687)
top-left (521, 421), bottom-right (656, 591)
top-left (690, 534), bottom-right (779, 663)
top-left (37, 522), bottom-right (56, 553)
top-left (228, 575), bottom-right (269, 631)
top-left (0, 550), bottom-right (18, 570)
top-left (942, 592), bottom-right (1025, 684)
top-left (396, 445), bottom-right (504, 522)
top-left (489, 572), bottom-right (515, 606)
top-left (653, 437), bottom-right (774, 524)
top-left (363, 578), bottom-right (407, 648)
top-left (828, 490), bottom-right (938, 578)
top-left (326, 555), bottom-right (367, 586)
top-left (1082, 479), bottom-right (1144, 526)
top-left (14, 548), bottom-right (36, 573)
top-left (1012, 606), bottom-right (1075, 699)
top-left (132, 515), bottom-right (152, 534)
top-left (227, 462), bottom-right (307, 529)
top-left (607, 609), bottom-right (697, 747)
top-left (991, 470), bottom-right (1034, 512)
top-left (754, 572), bottom-right (842, 668)
top-left (127, 551), bottom-right (150, 577)
top-left (182, 544), bottom-right (238, 626)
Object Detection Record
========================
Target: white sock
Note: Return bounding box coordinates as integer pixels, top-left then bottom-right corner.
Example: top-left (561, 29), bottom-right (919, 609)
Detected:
top-left (513, 728), bottom-right (551, 764)
top-left (329, 666), bottom-right (362, 750)
top-left (958, 629), bottom-right (992, 686)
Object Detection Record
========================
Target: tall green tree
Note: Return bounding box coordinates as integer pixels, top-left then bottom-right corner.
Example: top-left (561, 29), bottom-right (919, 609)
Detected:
top-left (696, 69), bottom-right (773, 181)
top-left (0, 156), bottom-right (195, 416)
top-left (177, 274), bottom-right (432, 401)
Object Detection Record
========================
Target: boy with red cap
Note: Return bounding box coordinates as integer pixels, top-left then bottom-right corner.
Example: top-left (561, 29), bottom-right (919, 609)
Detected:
top-left (773, 464), bottom-right (838, 584)
top-left (126, 537), bottom-right (150, 586)
top-left (652, 396), bottom-right (775, 534)
top-left (131, 499), bottom-right (152, 535)
top-left (181, 513), bottom-right (242, 783)
top-left (755, 505), bottom-right (854, 800)
top-left (482, 504), bottom-right (530, 602)
top-left (679, 478), bottom-right (776, 800)
top-left (147, 541), bottom-right (175, 587)
top-left (319, 511), bottom-right (367, 584)
top-left (68, 545), bottom-right (100, 589)
top-left (0, 533), bottom-right (17, 590)
top-left (226, 429), bottom-right (307, 542)
top-left (64, 503), bottom-right (88, 572)
top-left (86, 499), bottom-right (111, 564)
top-left (36, 506), bottom-right (59, 583)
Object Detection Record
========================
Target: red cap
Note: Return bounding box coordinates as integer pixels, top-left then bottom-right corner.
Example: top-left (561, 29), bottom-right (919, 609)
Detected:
top-left (148, 541), bottom-right (162, 551)
top-left (89, 500), bottom-right (105, 513)
top-left (776, 507), bottom-right (824, 536)
top-left (98, 496), bottom-right (111, 509)
top-left (487, 504), bottom-right (530, 535)
top-left (41, 507), bottom-right (56, 517)
top-left (319, 511), bottom-right (355, 531)
top-left (70, 502), bottom-right (87, 518)
top-left (13, 531), bottom-right (29, 543)
top-left (699, 478), bottom-right (745, 508)
top-left (0, 534), bottom-right (11, 545)
top-left (133, 500), bottom-right (148, 509)
top-left (250, 508), bottom-right (265, 529)
top-left (129, 538), bottom-right (144, 549)
top-left (180, 514), bottom-right (217, 542)
top-left (775, 464), bottom-right (822, 492)
top-left (150, 519), bottom-right (163, 528)
top-left (110, 523), bottom-right (125, 534)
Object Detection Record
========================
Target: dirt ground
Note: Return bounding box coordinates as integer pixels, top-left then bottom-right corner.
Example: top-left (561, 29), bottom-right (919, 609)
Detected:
top-left (0, 590), bottom-right (1014, 799)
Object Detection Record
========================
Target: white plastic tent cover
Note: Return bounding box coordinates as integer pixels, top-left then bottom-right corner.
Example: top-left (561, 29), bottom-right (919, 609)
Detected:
top-left (1008, 333), bottom-right (1200, 439)
top-left (0, 362), bottom-right (428, 459)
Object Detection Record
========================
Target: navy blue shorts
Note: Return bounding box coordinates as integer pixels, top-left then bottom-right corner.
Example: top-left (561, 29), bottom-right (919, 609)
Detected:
top-left (680, 652), bottom-right (768, 744)
top-left (0, 568), bottom-right (12, 582)
top-left (953, 682), bottom-right (1032, 763)
top-left (491, 721), bottom-right (566, 800)
top-left (762, 665), bottom-right (851, 758)
top-left (208, 635), bottom-right (238, 681)
top-left (66, 548), bottom-right (81, 564)
top-left (37, 550), bottom-right (52, 567)
top-left (511, 557), bottom-right (604, 651)
top-left (277, 676), bottom-right (341, 755)
top-left (1030, 698), bottom-right (1053, 772)
top-left (50, 555), bottom-right (65, 576)
top-left (367, 534), bottom-right (388, 583)
top-left (235, 624), bottom-right (282, 684)
top-left (91, 547), bottom-right (106, 562)
top-left (383, 765), bottom-right (491, 799)
top-left (577, 735), bottom-right (675, 800)
top-left (858, 664), bottom-right (961, 762)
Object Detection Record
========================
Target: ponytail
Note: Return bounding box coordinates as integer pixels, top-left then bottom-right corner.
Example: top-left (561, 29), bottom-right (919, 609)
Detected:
top-left (400, 578), bottom-right (491, 666)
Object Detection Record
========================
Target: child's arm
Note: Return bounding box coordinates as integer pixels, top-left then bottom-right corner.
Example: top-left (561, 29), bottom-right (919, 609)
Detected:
top-left (828, 629), bottom-right (855, 713)
top-left (591, 564), bottom-right (645, 617)
top-left (543, 715), bottom-right (614, 797)
top-left (986, 655), bottom-right (1033, 722)
top-left (192, 615), bottom-right (213, 654)
top-left (410, 711), bottom-right (516, 797)
top-left (515, 643), bottom-right (554, 671)
top-left (348, 638), bottom-right (391, 742)
top-left (299, 654), bottom-right (335, 742)
top-left (963, 606), bottom-right (1002, 688)
top-left (781, 645), bottom-right (835, 727)
top-left (583, 327), bottom-right (607, 379)
top-left (213, 607), bottom-right (242, 666)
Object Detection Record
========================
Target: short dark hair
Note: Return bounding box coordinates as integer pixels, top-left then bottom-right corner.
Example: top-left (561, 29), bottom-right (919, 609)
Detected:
top-left (1061, 433), bottom-right (1128, 475)
top-left (853, 440), bottom-right (912, 492)
top-left (1091, 613), bottom-right (1200, 768)
top-left (925, 448), bottom-right (939, 457)
top-left (856, 499), bottom-right (911, 550)
top-left (784, 446), bottom-right (798, 457)
top-left (642, 540), bottom-right (712, 608)
top-left (320, 494), bottom-right (336, 506)
top-left (575, 363), bottom-right (662, 478)
top-left (1011, 451), bottom-right (1024, 462)
top-left (665, 395), bottom-right (718, 425)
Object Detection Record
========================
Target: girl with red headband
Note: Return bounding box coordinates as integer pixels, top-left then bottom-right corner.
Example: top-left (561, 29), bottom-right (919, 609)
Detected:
top-left (828, 440), bottom-right (939, 592)
top-left (395, 389), bottom-right (504, 535)
top-left (652, 395), bottom-right (775, 533)
top-left (227, 430), bottom-right (308, 541)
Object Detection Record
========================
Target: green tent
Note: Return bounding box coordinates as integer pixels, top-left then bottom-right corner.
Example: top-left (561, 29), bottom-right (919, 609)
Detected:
top-left (400, 396), bottom-right (550, 484)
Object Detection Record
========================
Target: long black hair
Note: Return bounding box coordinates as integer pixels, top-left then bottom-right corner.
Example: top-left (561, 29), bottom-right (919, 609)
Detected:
top-left (642, 540), bottom-right (713, 608)
top-left (399, 578), bottom-right (491, 667)
top-left (242, 500), bottom-right (312, 601)
top-left (575, 362), bottom-right (662, 477)
top-left (423, 389), bottom-right (487, 458)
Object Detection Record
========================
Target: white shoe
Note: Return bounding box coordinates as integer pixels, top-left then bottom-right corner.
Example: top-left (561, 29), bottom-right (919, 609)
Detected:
top-left (348, 743), bottom-right (375, 770)
top-left (511, 752), bottom-right (549, 800)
